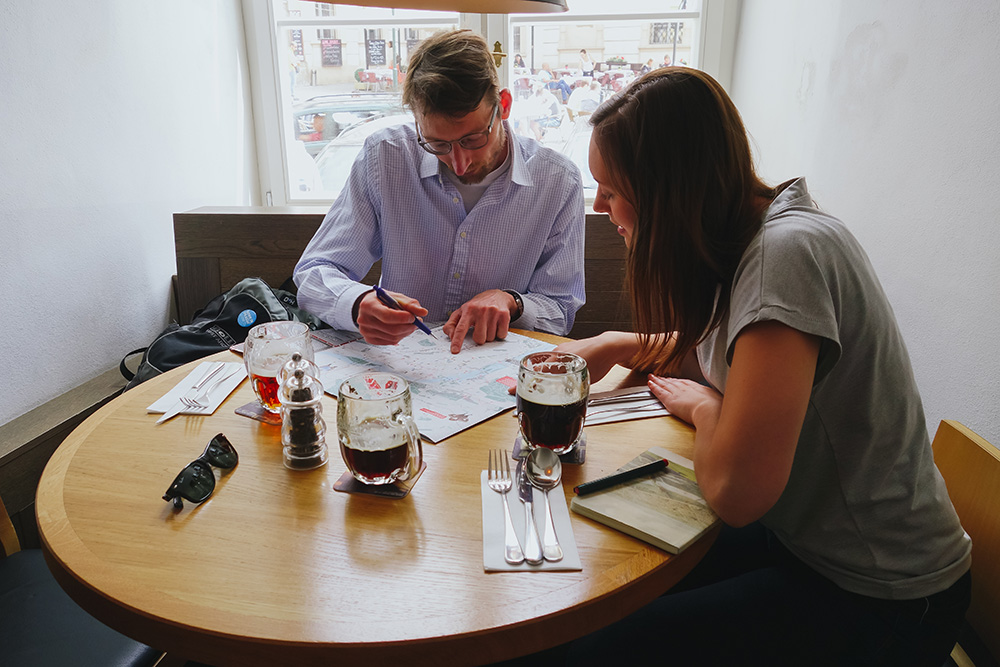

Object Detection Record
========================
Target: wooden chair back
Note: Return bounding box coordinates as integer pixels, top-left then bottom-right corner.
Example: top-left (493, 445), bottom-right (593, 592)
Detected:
top-left (932, 419), bottom-right (1000, 662)
top-left (0, 493), bottom-right (21, 557)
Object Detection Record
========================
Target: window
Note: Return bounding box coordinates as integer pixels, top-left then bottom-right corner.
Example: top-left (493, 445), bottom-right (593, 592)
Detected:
top-left (243, 0), bottom-right (736, 206)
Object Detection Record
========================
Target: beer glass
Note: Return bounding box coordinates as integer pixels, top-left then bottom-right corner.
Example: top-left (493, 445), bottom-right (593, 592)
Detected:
top-left (517, 352), bottom-right (589, 455)
top-left (244, 321), bottom-right (314, 413)
top-left (337, 372), bottom-right (423, 485)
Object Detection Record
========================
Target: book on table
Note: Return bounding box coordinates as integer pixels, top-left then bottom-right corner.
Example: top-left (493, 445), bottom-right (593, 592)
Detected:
top-left (569, 447), bottom-right (719, 554)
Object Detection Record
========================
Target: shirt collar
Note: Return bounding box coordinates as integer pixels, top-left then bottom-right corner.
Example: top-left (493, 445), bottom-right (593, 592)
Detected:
top-left (417, 121), bottom-right (533, 187)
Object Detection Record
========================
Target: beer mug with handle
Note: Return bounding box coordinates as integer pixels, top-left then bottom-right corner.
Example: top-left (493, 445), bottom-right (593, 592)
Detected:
top-left (337, 372), bottom-right (423, 485)
top-left (517, 352), bottom-right (589, 455)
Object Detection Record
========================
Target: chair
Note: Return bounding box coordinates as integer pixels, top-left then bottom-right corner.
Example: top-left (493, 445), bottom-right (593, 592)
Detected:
top-left (0, 492), bottom-right (163, 666)
top-left (932, 420), bottom-right (1000, 666)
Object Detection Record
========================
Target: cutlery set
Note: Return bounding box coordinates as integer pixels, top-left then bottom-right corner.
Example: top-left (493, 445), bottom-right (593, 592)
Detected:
top-left (488, 448), bottom-right (562, 566)
top-left (156, 362), bottom-right (243, 425)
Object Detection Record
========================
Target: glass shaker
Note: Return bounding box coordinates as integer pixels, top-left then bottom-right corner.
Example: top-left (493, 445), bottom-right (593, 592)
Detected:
top-left (279, 368), bottom-right (328, 470)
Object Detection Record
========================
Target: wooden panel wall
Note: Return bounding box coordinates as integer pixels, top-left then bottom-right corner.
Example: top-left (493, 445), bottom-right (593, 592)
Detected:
top-left (174, 207), bottom-right (630, 340)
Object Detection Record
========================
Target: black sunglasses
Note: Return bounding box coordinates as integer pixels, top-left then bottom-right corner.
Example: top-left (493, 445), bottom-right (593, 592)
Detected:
top-left (163, 433), bottom-right (239, 509)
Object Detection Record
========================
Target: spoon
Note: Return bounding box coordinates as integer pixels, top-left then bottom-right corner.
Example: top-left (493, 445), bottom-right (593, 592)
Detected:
top-left (526, 447), bottom-right (564, 562)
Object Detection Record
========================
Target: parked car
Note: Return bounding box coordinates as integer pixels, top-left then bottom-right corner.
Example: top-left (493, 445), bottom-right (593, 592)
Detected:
top-left (293, 93), bottom-right (406, 157)
top-left (314, 112), bottom-right (414, 195)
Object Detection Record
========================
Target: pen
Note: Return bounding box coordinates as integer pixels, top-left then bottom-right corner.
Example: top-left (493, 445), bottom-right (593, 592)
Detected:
top-left (573, 458), bottom-right (669, 495)
top-left (372, 285), bottom-right (436, 338)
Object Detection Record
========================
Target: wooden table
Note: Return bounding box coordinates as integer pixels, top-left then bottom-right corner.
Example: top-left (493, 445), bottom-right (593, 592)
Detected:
top-left (36, 333), bottom-right (717, 666)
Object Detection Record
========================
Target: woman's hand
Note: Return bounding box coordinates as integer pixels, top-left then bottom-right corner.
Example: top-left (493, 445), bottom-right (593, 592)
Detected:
top-left (553, 331), bottom-right (640, 383)
top-left (647, 375), bottom-right (721, 426)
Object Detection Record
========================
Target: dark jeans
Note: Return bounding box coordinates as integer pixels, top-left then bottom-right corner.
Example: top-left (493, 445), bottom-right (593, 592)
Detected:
top-left (495, 523), bottom-right (971, 667)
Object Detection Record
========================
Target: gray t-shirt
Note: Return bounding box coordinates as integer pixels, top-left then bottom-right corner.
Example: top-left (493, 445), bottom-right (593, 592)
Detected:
top-left (696, 178), bottom-right (970, 600)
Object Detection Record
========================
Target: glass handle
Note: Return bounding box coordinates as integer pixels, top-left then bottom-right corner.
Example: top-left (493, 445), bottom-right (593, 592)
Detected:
top-left (397, 415), bottom-right (422, 481)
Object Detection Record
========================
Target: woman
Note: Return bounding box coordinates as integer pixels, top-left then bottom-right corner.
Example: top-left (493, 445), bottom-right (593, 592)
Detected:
top-left (559, 67), bottom-right (971, 665)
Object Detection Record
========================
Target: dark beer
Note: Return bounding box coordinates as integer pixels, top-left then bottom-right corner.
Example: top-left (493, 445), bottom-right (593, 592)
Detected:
top-left (517, 395), bottom-right (587, 454)
top-left (340, 441), bottom-right (409, 485)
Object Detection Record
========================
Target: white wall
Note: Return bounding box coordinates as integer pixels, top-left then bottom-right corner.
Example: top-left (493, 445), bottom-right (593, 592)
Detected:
top-left (0, 1), bottom-right (256, 427)
top-left (730, 0), bottom-right (1000, 443)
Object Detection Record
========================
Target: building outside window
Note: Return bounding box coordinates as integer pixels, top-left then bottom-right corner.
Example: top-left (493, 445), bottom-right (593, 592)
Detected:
top-left (244, 0), bottom-right (733, 205)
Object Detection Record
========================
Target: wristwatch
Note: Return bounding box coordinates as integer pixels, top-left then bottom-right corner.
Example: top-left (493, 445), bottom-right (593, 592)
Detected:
top-left (503, 290), bottom-right (524, 322)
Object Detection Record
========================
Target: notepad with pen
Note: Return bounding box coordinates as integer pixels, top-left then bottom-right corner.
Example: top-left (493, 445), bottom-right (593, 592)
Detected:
top-left (569, 447), bottom-right (720, 554)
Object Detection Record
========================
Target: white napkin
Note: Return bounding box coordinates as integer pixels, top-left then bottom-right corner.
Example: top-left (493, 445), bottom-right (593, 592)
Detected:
top-left (480, 470), bottom-right (582, 572)
top-left (585, 387), bottom-right (669, 427)
top-left (146, 361), bottom-right (247, 416)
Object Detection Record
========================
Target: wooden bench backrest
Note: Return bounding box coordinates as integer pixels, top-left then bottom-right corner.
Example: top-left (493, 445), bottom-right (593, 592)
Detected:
top-left (173, 207), bottom-right (630, 340)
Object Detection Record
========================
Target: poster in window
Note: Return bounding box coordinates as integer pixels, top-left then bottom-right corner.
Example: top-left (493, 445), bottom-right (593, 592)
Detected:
top-left (321, 39), bottom-right (342, 67)
top-left (366, 39), bottom-right (386, 68)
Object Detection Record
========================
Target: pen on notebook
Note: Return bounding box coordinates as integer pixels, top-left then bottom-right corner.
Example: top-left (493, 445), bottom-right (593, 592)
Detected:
top-left (372, 284), bottom-right (436, 338)
top-left (573, 458), bottom-right (669, 495)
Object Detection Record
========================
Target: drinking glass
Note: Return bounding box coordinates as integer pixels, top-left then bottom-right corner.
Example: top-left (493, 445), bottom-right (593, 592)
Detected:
top-left (244, 321), bottom-right (314, 413)
top-left (517, 351), bottom-right (589, 455)
top-left (337, 372), bottom-right (423, 485)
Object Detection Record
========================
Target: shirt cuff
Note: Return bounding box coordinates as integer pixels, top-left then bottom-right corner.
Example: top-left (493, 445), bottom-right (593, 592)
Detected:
top-left (332, 282), bottom-right (371, 332)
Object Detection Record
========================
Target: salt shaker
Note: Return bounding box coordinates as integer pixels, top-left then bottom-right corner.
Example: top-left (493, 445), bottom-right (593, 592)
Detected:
top-left (279, 368), bottom-right (328, 470)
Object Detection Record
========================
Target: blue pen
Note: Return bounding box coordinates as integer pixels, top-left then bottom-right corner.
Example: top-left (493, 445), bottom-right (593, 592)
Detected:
top-left (372, 285), bottom-right (436, 338)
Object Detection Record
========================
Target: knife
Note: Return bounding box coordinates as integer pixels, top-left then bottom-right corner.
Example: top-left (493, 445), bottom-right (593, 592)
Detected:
top-left (517, 456), bottom-right (544, 565)
top-left (156, 362), bottom-right (225, 425)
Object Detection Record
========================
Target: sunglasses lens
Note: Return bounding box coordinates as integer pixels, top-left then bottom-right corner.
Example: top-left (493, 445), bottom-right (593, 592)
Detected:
top-left (205, 434), bottom-right (239, 468)
top-left (163, 460), bottom-right (216, 504)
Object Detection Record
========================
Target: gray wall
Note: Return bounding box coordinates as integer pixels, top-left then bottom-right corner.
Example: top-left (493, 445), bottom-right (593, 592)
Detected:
top-left (0, 0), bottom-right (256, 428)
top-left (731, 0), bottom-right (1000, 444)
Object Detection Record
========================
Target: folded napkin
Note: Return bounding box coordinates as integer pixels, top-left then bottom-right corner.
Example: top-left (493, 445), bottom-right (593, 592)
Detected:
top-left (585, 387), bottom-right (669, 427)
top-left (480, 470), bottom-right (582, 572)
top-left (147, 361), bottom-right (247, 416)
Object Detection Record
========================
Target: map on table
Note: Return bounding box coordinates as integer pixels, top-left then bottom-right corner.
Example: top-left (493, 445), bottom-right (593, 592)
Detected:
top-left (312, 326), bottom-right (554, 442)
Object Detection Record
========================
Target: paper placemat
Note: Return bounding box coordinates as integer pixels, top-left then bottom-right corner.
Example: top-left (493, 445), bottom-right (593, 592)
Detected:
top-left (146, 362), bottom-right (246, 417)
top-left (480, 471), bottom-right (582, 572)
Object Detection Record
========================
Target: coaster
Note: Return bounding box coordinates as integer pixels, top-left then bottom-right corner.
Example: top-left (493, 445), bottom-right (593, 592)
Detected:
top-left (332, 461), bottom-right (427, 499)
top-left (511, 433), bottom-right (586, 465)
top-left (235, 401), bottom-right (283, 425)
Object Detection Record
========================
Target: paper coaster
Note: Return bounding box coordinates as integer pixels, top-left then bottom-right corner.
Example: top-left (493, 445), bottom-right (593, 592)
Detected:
top-left (332, 462), bottom-right (427, 499)
top-left (511, 433), bottom-right (586, 464)
top-left (235, 401), bottom-right (283, 425)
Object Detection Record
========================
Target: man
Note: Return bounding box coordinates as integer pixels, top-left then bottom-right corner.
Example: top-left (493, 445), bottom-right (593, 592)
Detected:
top-left (294, 30), bottom-right (585, 353)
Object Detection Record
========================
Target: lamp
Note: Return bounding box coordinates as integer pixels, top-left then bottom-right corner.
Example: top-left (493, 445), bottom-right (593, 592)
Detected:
top-left (311, 0), bottom-right (567, 12)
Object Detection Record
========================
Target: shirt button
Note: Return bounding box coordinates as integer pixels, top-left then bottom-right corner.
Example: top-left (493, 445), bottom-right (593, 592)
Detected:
top-left (453, 272), bottom-right (461, 279)
top-left (460, 231), bottom-right (467, 239)
top-left (453, 197), bottom-right (459, 204)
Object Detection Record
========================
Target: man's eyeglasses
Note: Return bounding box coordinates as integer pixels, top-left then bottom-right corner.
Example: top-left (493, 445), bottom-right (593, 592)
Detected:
top-left (163, 433), bottom-right (239, 509)
top-left (416, 104), bottom-right (499, 155)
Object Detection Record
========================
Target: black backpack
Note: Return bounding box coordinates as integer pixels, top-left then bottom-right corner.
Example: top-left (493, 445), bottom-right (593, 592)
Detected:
top-left (120, 278), bottom-right (325, 390)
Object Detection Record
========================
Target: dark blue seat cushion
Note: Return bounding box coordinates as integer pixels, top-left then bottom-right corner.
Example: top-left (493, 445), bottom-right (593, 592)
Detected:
top-left (1, 549), bottom-right (161, 667)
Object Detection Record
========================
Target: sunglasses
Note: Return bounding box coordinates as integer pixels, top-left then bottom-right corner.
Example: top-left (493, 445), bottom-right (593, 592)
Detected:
top-left (163, 433), bottom-right (239, 509)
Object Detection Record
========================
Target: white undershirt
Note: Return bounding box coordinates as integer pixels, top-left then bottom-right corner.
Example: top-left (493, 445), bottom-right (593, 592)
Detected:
top-left (441, 138), bottom-right (512, 214)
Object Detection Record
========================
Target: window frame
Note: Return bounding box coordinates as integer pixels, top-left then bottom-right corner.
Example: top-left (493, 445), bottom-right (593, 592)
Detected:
top-left (241, 0), bottom-right (740, 207)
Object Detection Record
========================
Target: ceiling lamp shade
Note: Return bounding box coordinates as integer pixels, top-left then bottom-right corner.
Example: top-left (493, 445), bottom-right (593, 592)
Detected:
top-left (310, 0), bottom-right (568, 12)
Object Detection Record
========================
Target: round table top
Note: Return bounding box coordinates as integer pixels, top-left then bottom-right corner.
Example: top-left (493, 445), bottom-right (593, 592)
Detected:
top-left (36, 333), bottom-right (715, 666)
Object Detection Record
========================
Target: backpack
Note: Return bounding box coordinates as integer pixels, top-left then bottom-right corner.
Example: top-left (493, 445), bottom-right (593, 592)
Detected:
top-left (120, 278), bottom-right (325, 390)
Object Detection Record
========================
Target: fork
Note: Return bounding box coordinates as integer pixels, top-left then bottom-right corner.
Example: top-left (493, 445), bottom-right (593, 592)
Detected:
top-left (487, 449), bottom-right (524, 565)
top-left (180, 367), bottom-right (239, 411)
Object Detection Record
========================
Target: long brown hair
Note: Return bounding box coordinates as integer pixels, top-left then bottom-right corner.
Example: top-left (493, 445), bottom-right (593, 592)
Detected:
top-left (590, 67), bottom-right (773, 372)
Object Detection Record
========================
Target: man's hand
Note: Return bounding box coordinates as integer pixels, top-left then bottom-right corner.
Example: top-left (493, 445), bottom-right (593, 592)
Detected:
top-left (442, 289), bottom-right (518, 354)
top-left (355, 289), bottom-right (429, 345)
